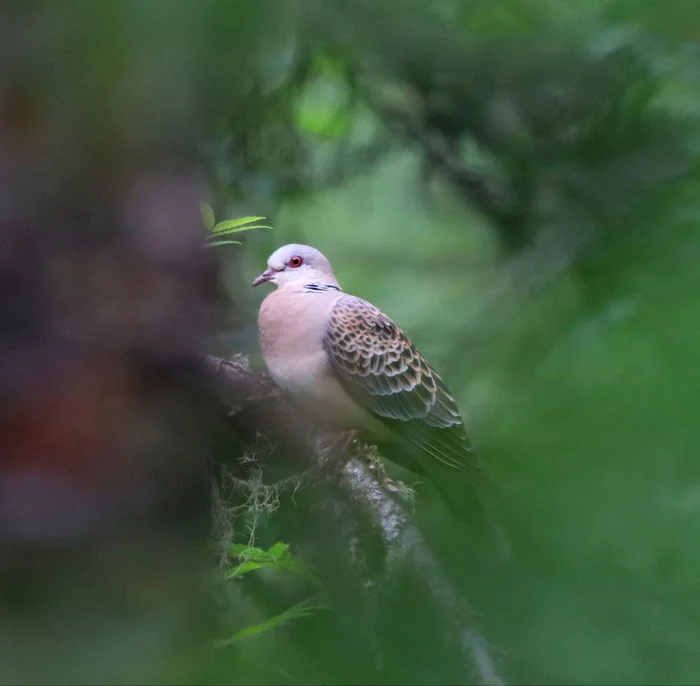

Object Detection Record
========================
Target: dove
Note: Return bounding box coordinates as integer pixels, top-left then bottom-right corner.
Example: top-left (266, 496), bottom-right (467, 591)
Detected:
top-left (252, 243), bottom-right (506, 554)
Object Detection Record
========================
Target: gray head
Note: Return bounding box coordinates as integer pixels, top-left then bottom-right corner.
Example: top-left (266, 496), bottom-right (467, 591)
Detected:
top-left (252, 244), bottom-right (339, 289)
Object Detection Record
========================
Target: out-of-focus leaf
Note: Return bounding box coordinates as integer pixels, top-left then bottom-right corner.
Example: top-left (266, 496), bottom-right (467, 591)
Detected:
top-left (214, 598), bottom-right (328, 647)
top-left (200, 202), bottom-right (216, 231)
top-left (267, 542), bottom-right (289, 557)
top-left (295, 73), bottom-right (351, 139)
top-left (296, 107), bottom-right (350, 138)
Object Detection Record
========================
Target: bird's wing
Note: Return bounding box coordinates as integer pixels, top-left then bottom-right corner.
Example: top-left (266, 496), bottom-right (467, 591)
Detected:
top-left (323, 295), bottom-right (489, 487)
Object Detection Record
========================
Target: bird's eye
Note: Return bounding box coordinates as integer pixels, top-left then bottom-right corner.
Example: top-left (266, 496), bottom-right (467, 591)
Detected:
top-left (289, 256), bottom-right (303, 268)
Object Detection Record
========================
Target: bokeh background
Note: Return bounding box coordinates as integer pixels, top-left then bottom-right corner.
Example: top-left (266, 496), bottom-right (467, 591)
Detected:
top-left (2, 1), bottom-right (700, 683)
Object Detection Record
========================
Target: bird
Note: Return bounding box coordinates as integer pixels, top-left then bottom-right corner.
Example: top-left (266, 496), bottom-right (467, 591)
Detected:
top-left (252, 243), bottom-right (506, 555)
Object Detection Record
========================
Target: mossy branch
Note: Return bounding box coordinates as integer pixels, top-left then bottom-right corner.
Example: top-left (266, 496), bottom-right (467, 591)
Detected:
top-left (204, 355), bottom-right (506, 686)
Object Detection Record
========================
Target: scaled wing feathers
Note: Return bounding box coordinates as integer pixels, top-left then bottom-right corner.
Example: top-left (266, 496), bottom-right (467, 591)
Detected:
top-left (323, 296), bottom-right (488, 485)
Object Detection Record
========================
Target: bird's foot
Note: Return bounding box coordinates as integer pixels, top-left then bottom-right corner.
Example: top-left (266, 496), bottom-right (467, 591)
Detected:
top-left (322, 429), bottom-right (360, 456)
top-left (338, 429), bottom-right (360, 453)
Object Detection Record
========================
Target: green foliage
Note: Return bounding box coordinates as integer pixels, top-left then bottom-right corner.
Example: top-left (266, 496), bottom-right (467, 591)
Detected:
top-left (228, 542), bottom-right (323, 588)
top-left (216, 598), bottom-right (328, 647)
top-left (294, 56), bottom-right (353, 139)
top-left (201, 203), bottom-right (272, 247)
top-left (220, 542), bottom-right (326, 647)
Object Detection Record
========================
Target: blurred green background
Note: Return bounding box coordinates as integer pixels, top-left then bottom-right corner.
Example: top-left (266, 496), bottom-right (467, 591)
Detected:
top-left (3, 0), bottom-right (700, 683)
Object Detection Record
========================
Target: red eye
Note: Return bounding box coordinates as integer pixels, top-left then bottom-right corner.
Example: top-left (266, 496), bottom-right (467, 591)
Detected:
top-left (289, 256), bottom-right (303, 268)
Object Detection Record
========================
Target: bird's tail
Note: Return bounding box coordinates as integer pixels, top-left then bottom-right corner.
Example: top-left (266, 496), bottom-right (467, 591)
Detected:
top-left (375, 438), bottom-right (510, 564)
top-left (431, 476), bottom-right (511, 565)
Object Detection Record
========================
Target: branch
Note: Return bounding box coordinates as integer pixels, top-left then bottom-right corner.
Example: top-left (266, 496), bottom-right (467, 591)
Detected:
top-left (359, 77), bottom-right (529, 248)
top-left (204, 355), bottom-right (506, 686)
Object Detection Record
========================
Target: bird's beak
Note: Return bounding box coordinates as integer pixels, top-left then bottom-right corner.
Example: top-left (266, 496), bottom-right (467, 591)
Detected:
top-left (252, 268), bottom-right (275, 287)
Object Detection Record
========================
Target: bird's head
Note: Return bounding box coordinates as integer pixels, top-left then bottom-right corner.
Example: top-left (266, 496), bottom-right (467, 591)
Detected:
top-left (252, 244), bottom-right (339, 289)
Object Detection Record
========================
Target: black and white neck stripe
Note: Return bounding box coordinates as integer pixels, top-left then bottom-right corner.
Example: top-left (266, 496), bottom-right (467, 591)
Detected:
top-left (304, 282), bottom-right (341, 293)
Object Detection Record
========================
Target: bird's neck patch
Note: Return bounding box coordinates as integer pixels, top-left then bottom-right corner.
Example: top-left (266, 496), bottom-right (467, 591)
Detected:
top-left (304, 282), bottom-right (341, 293)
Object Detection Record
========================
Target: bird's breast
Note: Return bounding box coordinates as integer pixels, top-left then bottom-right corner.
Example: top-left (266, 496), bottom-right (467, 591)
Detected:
top-left (258, 287), bottom-right (335, 365)
top-left (257, 288), bottom-right (388, 434)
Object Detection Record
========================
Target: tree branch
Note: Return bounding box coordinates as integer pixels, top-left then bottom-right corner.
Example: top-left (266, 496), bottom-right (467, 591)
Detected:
top-left (204, 355), bottom-right (506, 686)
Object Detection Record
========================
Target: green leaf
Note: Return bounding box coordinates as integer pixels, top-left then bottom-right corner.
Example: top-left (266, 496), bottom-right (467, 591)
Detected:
top-left (267, 542), bottom-right (290, 558)
top-left (213, 598), bottom-right (328, 647)
top-left (200, 203), bottom-right (216, 231)
top-left (224, 215), bottom-right (266, 225)
top-left (230, 544), bottom-right (258, 556)
top-left (230, 559), bottom-right (268, 575)
top-left (206, 239), bottom-right (242, 247)
top-left (211, 220), bottom-right (272, 235)
top-left (210, 216), bottom-right (266, 230)
top-left (227, 542), bottom-right (323, 586)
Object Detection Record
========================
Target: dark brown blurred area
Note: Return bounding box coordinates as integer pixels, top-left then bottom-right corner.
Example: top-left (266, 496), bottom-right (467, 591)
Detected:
top-left (0, 3), bottom-right (240, 682)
